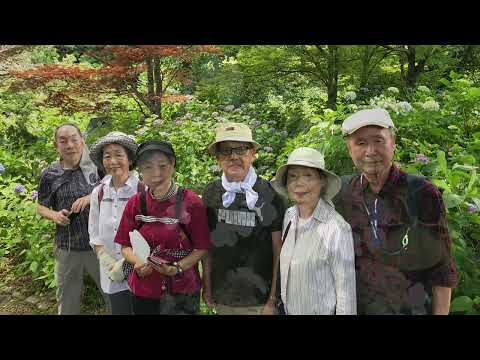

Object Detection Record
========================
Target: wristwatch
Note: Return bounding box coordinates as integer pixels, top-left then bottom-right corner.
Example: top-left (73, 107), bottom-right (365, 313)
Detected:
top-left (172, 261), bottom-right (183, 275)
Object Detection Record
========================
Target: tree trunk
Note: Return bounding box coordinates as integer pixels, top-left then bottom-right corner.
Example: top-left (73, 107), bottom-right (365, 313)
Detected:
top-left (153, 56), bottom-right (162, 117)
top-left (359, 46), bottom-right (371, 88)
top-left (327, 46), bottom-right (338, 110)
top-left (146, 56), bottom-right (155, 114)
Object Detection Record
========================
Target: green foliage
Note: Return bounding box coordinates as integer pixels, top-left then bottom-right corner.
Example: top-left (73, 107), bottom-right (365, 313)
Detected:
top-left (0, 46), bottom-right (479, 313)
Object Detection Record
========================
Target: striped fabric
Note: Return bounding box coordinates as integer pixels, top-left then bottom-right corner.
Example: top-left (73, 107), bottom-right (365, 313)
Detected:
top-left (134, 215), bottom-right (179, 224)
top-left (280, 198), bottom-right (357, 315)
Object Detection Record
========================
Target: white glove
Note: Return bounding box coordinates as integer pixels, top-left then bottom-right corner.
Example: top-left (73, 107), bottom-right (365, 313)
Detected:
top-left (108, 258), bottom-right (125, 282)
top-left (97, 248), bottom-right (117, 271)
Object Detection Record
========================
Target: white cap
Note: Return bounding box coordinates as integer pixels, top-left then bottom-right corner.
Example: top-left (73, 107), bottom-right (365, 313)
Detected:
top-left (342, 108), bottom-right (395, 136)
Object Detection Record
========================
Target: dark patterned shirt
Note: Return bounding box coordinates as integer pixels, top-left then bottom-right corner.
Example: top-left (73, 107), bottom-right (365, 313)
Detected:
top-left (38, 161), bottom-right (97, 251)
top-left (333, 165), bottom-right (458, 315)
top-left (202, 177), bottom-right (287, 306)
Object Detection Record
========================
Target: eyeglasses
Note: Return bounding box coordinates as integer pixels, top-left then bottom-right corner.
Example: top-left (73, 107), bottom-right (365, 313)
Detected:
top-left (217, 146), bottom-right (251, 157)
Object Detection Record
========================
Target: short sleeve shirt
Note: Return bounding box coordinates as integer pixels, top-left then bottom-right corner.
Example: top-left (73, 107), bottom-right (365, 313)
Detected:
top-left (202, 177), bottom-right (287, 306)
top-left (38, 161), bottom-right (97, 251)
top-left (114, 189), bottom-right (212, 299)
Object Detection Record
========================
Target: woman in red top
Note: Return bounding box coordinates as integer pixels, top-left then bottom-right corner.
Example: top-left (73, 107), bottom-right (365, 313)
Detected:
top-left (114, 140), bottom-right (212, 315)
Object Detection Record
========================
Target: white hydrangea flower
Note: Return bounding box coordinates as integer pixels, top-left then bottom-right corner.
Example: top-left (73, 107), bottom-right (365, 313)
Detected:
top-left (153, 119), bottom-right (163, 126)
top-left (212, 112), bottom-right (219, 117)
top-left (225, 105), bottom-right (235, 112)
top-left (387, 87), bottom-right (399, 94)
top-left (185, 113), bottom-right (193, 119)
top-left (422, 99), bottom-right (440, 111)
top-left (397, 101), bottom-right (413, 113)
top-left (344, 91), bottom-right (357, 102)
top-left (324, 108), bottom-right (335, 114)
top-left (417, 85), bottom-right (430, 93)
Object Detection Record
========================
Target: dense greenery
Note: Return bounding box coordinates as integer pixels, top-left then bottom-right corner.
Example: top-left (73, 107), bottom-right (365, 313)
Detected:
top-left (0, 45), bottom-right (479, 314)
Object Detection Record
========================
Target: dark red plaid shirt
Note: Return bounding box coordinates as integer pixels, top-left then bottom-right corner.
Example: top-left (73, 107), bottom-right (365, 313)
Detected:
top-left (333, 165), bottom-right (458, 315)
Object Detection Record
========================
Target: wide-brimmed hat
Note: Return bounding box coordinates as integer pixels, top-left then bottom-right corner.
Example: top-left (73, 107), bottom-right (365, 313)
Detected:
top-left (342, 108), bottom-right (395, 136)
top-left (208, 122), bottom-right (260, 155)
top-left (272, 147), bottom-right (341, 201)
top-left (89, 131), bottom-right (138, 170)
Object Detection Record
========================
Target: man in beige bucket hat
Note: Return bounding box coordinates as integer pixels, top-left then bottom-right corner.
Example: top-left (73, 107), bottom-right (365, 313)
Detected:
top-left (333, 108), bottom-right (458, 315)
top-left (272, 147), bottom-right (356, 314)
top-left (201, 122), bottom-right (286, 315)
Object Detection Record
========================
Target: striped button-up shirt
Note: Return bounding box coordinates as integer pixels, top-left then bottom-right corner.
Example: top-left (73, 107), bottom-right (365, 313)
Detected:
top-left (280, 198), bottom-right (357, 315)
top-left (89, 173), bottom-right (140, 294)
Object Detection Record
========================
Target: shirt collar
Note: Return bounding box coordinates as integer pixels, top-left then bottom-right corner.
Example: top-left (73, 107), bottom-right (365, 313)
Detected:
top-left (294, 197), bottom-right (334, 224)
top-left (359, 164), bottom-right (400, 194)
top-left (102, 172), bottom-right (138, 190)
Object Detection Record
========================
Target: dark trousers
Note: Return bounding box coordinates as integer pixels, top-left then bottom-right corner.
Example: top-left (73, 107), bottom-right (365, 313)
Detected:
top-left (108, 290), bottom-right (133, 315)
top-left (132, 292), bottom-right (200, 315)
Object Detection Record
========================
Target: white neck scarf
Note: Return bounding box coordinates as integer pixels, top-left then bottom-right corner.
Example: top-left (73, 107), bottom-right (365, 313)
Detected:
top-left (221, 166), bottom-right (258, 210)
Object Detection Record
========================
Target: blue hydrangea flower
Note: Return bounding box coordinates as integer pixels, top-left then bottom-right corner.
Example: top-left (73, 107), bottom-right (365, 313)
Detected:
top-left (31, 190), bottom-right (38, 200)
top-left (14, 184), bottom-right (25, 193)
top-left (0, 163), bottom-right (5, 175)
top-left (415, 154), bottom-right (429, 164)
top-left (467, 204), bottom-right (478, 214)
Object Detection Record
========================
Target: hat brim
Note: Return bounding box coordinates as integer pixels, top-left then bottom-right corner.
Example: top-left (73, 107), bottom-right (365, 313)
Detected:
top-left (272, 163), bottom-right (341, 202)
top-left (89, 136), bottom-right (138, 170)
top-left (208, 138), bottom-right (261, 155)
top-left (343, 123), bottom-right (391, 136)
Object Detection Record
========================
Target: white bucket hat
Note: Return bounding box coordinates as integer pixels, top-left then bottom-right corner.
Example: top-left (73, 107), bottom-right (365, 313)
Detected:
top-left (272, 147), bottom-right (341, 202)
top-left (208, 122), bottom-right (260, 155)
top-left (89, 131), bottom-right (138, 170)
top-left (342, 108), bottom-right (395, 136)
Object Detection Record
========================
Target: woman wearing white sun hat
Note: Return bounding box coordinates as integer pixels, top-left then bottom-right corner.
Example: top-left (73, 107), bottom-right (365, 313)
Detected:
top-left (272, 147), bottom-right (357, 315)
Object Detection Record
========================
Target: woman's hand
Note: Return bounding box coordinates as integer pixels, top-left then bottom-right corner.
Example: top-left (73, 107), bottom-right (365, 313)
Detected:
top-left (151, 262), bottom-right (178, 277)
top-left (134, 262), bottom-right (153, 278)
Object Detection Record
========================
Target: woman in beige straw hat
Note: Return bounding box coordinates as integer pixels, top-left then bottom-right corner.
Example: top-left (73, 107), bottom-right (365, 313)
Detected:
top-left (273, 147), bottom-right (356, 315)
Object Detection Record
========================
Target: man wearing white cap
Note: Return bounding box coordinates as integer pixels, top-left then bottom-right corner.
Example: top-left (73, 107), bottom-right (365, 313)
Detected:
top-left (333, 108), bottom-right (458, 315)
top-left (201, 122), bottom-right (287, 315)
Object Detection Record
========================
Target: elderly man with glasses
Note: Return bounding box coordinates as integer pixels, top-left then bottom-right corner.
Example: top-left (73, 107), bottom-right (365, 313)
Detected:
top-left (201, 122), bottom-right (287, 315)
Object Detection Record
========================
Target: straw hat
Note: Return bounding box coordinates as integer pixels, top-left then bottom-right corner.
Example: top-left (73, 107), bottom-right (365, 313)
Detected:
top-left (208, 122), bottom-right (260, 155)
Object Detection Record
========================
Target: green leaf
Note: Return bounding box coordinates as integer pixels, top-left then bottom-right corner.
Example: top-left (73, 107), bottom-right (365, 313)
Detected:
top-left (29, 261), bottom-right (38, 273)
top-left (437, 150), bottom-right (447, 177)
top-left (468, 87), bottom-right (480, 98)
top-left (443, 193), bottom-right (464, 208)
top-left (450, 296), bottom-right (474, 313)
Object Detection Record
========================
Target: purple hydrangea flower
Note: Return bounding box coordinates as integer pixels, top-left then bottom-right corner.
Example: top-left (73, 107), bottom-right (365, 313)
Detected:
top-left (467, 204), bottom-right (478, 214)
top-left (0, 163), bottom-right (5, 175)
top-left (252, 121), bottom-right (261, 127)
top-left (415, 154), bottom-right (429, 164)
top-left (31, 190), bottom-right (38, 200)
top-left (14, 184), bottom-right (25, 193)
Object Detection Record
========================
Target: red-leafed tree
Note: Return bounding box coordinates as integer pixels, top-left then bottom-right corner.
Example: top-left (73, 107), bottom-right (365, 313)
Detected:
top-left (9, 45), bottom-right (220, 120)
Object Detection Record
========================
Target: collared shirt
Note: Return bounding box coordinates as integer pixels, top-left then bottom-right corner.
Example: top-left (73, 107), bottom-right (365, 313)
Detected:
top-left (89, 173), bottom-right (140, 294)
top-left (280, 198), bottom-right (357, 315)
top-left (333, 165), bottom-right (459, 315)
top-left (38, 161), bottom-right (98, 251)
top-left (114, 189), bottom-right (212, 299)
